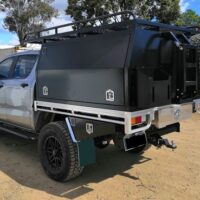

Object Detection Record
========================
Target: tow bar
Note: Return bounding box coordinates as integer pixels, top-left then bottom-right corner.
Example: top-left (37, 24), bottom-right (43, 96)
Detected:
top-left (148, 135), bottom-right (177, 150)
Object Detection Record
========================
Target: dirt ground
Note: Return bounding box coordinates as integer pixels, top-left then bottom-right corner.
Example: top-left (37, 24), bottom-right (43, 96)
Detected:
top-left (0, 114), bottom-right (200, 200)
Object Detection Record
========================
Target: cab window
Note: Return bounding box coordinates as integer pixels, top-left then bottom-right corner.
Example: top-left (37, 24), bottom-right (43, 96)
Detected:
top-left (13, 55), bottom-right (37, 79)
top-left (0, 57), bottom-right (14, 79)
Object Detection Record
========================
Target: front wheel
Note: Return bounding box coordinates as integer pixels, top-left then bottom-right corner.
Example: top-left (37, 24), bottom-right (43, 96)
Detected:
top-left (38, 121), bottom-right (83, 182)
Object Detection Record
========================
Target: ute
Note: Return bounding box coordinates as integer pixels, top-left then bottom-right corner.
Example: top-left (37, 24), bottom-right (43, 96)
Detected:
top-left (0, 11), bottom-right (200, 181)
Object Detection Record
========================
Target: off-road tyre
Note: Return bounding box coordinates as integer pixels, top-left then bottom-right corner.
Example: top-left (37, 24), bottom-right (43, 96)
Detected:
top-left (38, 121), bottom-right (83, 182)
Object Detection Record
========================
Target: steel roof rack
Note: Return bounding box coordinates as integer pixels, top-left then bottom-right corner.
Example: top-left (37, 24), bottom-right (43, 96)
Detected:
top-left (24, 11), bottom-right (135, 44)
top-left (24, 10), bottom-right (200, 44)
top-left (135, 19), bottom-right (200, 35)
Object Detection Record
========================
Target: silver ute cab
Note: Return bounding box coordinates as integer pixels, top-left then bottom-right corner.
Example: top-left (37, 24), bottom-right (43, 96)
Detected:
top-left (1, 12), bottom-right (200, 182)
top-left (0, 51), bottom-right (39, 130)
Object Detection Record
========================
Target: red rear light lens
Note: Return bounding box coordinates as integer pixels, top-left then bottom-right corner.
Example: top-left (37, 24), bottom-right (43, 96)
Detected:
top-left (136, 116), bottom-right (142, 124)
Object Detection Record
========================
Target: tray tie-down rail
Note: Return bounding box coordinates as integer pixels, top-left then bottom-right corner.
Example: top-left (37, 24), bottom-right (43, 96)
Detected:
top-left (34, 101), bottom-right (155, 135)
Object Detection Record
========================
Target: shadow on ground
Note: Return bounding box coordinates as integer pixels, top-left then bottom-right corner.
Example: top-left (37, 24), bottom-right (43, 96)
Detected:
top-left (0, 131), bottom-right (151, 199)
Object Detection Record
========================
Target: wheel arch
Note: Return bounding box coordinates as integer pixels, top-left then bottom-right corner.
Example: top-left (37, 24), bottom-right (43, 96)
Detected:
top-left (35, 111), bottom-right (67, 133)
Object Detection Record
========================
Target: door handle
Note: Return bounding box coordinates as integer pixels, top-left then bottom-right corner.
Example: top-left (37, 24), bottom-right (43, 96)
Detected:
top-left (21, 83), bottom-right (29, 88)
top-left (0, 84), bottom-right (4, 88)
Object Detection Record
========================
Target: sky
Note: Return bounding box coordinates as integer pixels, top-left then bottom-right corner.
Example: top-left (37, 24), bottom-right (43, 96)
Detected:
top-left (0, 0), bottom-right (200, 47)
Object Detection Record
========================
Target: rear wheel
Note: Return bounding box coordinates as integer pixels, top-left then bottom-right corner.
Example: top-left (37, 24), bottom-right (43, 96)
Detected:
top-left (38, 121), bottom-right (83, 182)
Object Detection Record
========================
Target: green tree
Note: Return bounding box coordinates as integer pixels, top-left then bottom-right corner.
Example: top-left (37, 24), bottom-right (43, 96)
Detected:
top-left (175, 10), bottom-right (200, 46)
top-left (176, 9), bottom-right (200, 26)
top-left (0, 0), bottom-right (57, 46)
top-left (66, 0), bottom-right (180, 24)
top-left (155, 0), bottom-right (180, 23)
